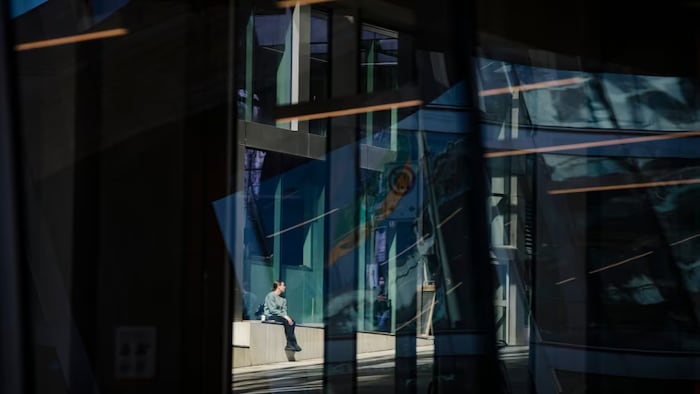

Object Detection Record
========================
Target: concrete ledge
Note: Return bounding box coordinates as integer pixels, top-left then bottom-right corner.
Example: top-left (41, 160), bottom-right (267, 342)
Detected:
top-left (233, 321), bottom-right (435, 368)
top-left (233, 346), bottom-right (252, 368)
top-left (355, 332), bottom-right (433, 353)
top-left (233, 320), bottom-right (324, 367)
top-left (232, 321), bottom-right (250, 347)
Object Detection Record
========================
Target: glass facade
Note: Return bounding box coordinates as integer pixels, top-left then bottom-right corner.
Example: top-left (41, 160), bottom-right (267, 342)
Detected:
top-left (2, 0), bottom-right (700, 394)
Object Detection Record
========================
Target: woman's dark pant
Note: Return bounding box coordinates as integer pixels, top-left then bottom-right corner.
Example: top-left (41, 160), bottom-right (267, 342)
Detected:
top-left (267, 315), bottom-right (298, 347)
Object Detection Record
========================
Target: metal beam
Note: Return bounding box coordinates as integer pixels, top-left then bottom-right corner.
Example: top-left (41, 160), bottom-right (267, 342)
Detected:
top-left (238, 120), bottom-right (326, 159)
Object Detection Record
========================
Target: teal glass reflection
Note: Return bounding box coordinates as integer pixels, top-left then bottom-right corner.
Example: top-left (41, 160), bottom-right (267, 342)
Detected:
top-left (237, 4), bottom-right (329, 133)
top-left (477, 57), bottom-right (700, 131)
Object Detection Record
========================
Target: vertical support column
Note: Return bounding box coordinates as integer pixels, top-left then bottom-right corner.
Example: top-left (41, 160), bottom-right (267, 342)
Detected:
top-left (414, 0), bottom-right (500, 392)
top-left (183, 4), bottom-right (235, 392)
top-left (273, 178), bottom-right (282, 276)
top-left (508, 262), bottom-right (518, 345)
top-left (357, 197), bottom-right (367, 331)
top-left (394, 221), bottom-right (417, 394)
top-left (244, 13), bottom-right (254, 121)
top-left (313, 187), bottom-right (326, 323)
top-left (395, 32), bottom-right (418, 394)
top-left (233, 124), bottom-right (247, 321)
top-left (71, 34), bottom-right (103, 394)
top-left (233, 0), bottom-right (254, 326)
top-left (365, 40), bottom-right (375, 144)
top-left (292, 5), bottom-right (311, 132)
top-left (389, 108), bottom-right (398, 151)
top-left (324, 6), bottom-right (359, 394)
top-left (0, 3), bottom-right (27, 393)
top-left (507, 90), bottom-right (520, 345)
top-left (388, 229), bottom-right (397, 332)
top-left (276, 8), bottom-right (293, 130)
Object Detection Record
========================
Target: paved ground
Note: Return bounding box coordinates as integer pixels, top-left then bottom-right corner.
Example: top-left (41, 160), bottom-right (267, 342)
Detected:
top-left (232, 346), bottom-right (530, 393)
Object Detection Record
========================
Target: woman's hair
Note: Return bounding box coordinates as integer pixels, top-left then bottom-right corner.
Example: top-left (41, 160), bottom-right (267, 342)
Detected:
top-left (272, 280), bottom-right (284, 290)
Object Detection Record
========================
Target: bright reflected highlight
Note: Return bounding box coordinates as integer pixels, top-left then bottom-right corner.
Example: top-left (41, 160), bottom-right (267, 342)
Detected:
top-left (485, 130), bottom-right (700, 158)
top-left (548, 178), bottom-right (700, 195)
top-left (479, 77), bottom-right (586, 97)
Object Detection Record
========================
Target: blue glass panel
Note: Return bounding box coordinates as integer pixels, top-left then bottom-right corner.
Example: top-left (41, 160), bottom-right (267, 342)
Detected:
top-left (9, 0), bottom-right (47, 18)
top-left (92, 0), bottom-right (129, 22)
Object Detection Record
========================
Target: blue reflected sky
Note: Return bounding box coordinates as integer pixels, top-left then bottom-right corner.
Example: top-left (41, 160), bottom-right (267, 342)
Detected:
top-left (11, 0), bottom-right (129, 21)
top-left (10, 0), bottom-right (46, 18)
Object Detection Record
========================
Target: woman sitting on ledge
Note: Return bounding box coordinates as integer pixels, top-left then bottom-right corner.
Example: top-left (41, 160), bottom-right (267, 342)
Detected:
top-left (264, 280), bottom-right (302, 352)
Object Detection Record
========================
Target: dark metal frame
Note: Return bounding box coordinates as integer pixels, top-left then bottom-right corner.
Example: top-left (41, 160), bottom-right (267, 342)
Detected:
top-left (0, 1), bottom-right (29, 393)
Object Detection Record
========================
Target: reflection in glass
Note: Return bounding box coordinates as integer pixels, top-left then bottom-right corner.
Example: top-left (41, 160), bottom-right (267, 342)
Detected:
top-left (230, 2), bottom-right (700, 394)
top-left (360, 24), bottom-right (399, 148)
top-left (479, 53), bottom-right (700, 393)
top-left (237, 3), bottom-right (329, 132)
top-left (477, 56), bottom-right (700, 131)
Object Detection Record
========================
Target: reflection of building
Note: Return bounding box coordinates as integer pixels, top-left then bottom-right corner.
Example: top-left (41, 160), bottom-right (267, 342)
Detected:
top-left (4, 0), bottom-right (700, 393)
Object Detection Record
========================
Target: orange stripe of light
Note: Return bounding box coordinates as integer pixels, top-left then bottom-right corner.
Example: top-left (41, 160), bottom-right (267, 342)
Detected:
top-left (276, 99), bottom-right (422, 122)
top-left (479, 77), bottom-right (586, 97)
top-left (15, 28), bottom-right (128, 51)
top-left (276, 0), bottom-right (334, 8)
top-left (485, 130), bottom-right (700, 159)
top-left (548, 178), bottom-right (700, 195)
